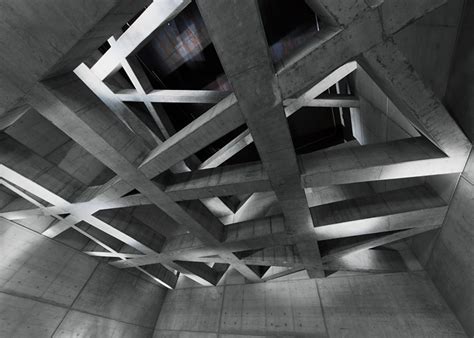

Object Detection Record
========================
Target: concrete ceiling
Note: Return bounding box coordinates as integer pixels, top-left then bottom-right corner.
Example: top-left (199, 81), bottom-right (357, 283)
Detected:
top-left (0, 0), bottom-right (471, 290)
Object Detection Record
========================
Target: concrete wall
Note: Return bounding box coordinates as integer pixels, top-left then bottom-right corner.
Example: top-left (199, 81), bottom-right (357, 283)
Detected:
top-left (0, 218), bottom-right (167, 337)
top-left (154, 272), bottom-right (465, 337)
top-left (412, 150), bottom-right (474, 336)
top-left (444, 0), bottom-right (474, 141)
top-left (0, 0), bottom-right (150, 115)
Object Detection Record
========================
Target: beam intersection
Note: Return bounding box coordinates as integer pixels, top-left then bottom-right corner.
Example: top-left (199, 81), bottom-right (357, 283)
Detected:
top-left (2, 0), bottom-right (469, 289)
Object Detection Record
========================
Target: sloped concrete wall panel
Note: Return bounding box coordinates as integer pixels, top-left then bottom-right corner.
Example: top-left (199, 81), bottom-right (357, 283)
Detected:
top-left (73, 263), bottom-right (166, 327)
top-left (154, 272), bottom-right (465, 337)
top-left (53, 311), bottom-right (154, 338)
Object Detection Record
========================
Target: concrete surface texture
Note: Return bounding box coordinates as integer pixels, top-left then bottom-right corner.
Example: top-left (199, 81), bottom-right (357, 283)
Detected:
top-left (0, 0), bottom-right (472, 336)
top-left (0, 218), bottom-right (166, 337)
top-left (0, 0), bottom-right (151, 116)
top-left (402, 1), bottom-right (474, 336)
top-left (154, 272), bottom-right (465, 337)
top-left (413, 150), bottom-right (474, 336)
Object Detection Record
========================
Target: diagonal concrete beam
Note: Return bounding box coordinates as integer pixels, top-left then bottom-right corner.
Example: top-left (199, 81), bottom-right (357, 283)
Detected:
top-left (244, 249), bottom-right (408, 274)
top-left (197, 62), bottom-right (358, 171)
top-left (284, 62), bottom-right (357, 115)
top-left (0, 165), bottom-right (156, 255)
top-left (1, 136), bottom-right (461, 221)
top-left (28, 76), bottom-right (260, 283)
top-left (0, 105), bottom-right (30, 130)
top-left (262, 267), bottom-right (305, 281)
top-left (117, 89), bottom-right (231, 104)
top-left (27, 83), bottom-right (222, 242)
top-left (198, 128), bottom-right (252, 169)
top-left (108, 182), bottom-right (447, 270)
top-left (139, 264), bottom-right (178, 289)
top-left (108, 36), bottom-right (172, 140)
top-left (283, 95), bottom-right (359, 108)
top-left (0, 170), bottom-right (178, 289)
top-left (155, 138), bottom-right (460, 201)
top-left (299, 137), bottom-right (463, 187)
top-left (312, 185), bottom-right (447, 240)
top-left (115, 51), bottom-right (237, 218)
top-left (197, 0), bottom-right (324, 276)
top-left (321, 225), bottom-right (441, 263)
top-left (139, 94), bottom-right (244, 177)
top-left (165, 161), bottom-right (271, 200)
top-left (277, 0), bottom-right (447, 99)
top-left (358, 40), bottom-right (471, 160)
top-left (33, 77), bottom-right (244, 237)
top-left (75, 63), bottom-right (159, 148)
top-left (80, 57), bottom-right (236, 218)
top-left (276, 0), bottom-right (470, 180)
top-left (172, 260), bottom-right (219, 286)
top-left (117, 88), bottom-right (359, 108)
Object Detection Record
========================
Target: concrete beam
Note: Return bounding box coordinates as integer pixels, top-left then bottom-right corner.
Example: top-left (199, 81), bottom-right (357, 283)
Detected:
top-left (117, 89), bottom-right (359, 108)
top-left (166, 161), bottom-right (271, 200)
top-left (239, 245), bottom-right (302, 267)
top-left (0, 105), bottom-right (30, 130)
top-left (300, 137), bottom-right (461, 187)
top-left (312, 185), bottom-right (447, 240)
top-left (108, 37), bottom-right (172, 140)
top-left (197, 62), bottom-right (358, 171)
top-left (277, 0), bottom-right (447, 99)
top-left (137, 93), bottom-right (244, 177)
top-left (153, 138), bottom-right (460, 201)
top-left (107, 182), bottom-right (447, 270)
top-left (0, 136), bottom-right (460, 222)
top-left (197, 0), bottom-right (324, 277)
top-left (262, 267), bottom-right (305, 281)
top-left (140, 264), bottom-right (178, 289)
top-left (0, 167), bottom-right (178, 289)
top-left (75, 63), bottom-right (159, 148)
top-left (117, 89), bottom-right (231, 104)
top-left (358, 40), bottom-right (471, 159)
top-left (284, 95), bottom-right (359, 108)
top-left (322, 225), bottom-right (441, 263)
top-left (172, 261), bottom-right (219, 286)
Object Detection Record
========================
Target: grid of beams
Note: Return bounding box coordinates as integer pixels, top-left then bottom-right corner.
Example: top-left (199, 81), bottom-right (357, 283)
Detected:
top-left (0, 0), bottom-right (470, 288)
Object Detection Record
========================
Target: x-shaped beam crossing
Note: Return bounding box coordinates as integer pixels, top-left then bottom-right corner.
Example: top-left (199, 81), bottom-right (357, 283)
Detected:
top-left (0, 0), bottom-right (469, 288)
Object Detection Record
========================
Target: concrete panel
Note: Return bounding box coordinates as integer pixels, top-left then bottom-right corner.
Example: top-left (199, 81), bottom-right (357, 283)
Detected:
top-left (445, 0), bottom-right (474, 142)
top-left (219, 335), bottom-right (265, 338)
top-left (0, 219), bottom-right (169, 337)
top-left (159, 280), bottom-right (326, 336)
top-left (0, 292), bottom-right (67, 337)
top-left (156, 287), bottom-right (223, 332)
top-left (155, 272), bottom-right (467, 337)
top-left (14, 215), bottom-right (56, 233)
top-left (0, 0), bottom-right (149, 114)
top-left (318, 272), bottom-right (465, 337)
top-left (395, 0), bottom-right (464, 98)
top-left (0, 218), bottom-right (97, 306)
top-left (425, 151), bottom-right (474, 336)
top-left (72, 263), bottom-right (166, 327)
top-left (53, 310), bottom-right (153, 338)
